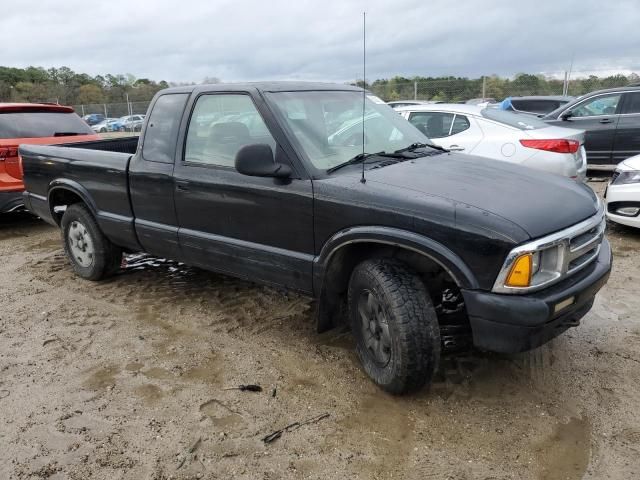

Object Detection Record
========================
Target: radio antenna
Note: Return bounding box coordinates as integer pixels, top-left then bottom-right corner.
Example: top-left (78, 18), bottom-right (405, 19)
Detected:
top-left (360, 11), bottom-right (367, 184)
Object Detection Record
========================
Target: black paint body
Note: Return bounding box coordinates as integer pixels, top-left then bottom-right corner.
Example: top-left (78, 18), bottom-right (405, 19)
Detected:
top-left (20, 82), bottom-right (611, 353)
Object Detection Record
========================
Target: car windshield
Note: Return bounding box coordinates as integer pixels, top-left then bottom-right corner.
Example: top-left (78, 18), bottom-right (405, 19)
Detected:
top-left (266, 90), bottom-right (432, 170)
top-left (0, 111), bottom-right (94, 139)
top-left (480, 108), bottom-right (548, 130)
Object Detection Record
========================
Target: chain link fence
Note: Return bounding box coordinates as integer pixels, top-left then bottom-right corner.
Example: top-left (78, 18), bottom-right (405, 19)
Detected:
top-left (72, 101), bottom-right (151, 119)
top-left (69, 74), bottom-right (636, 116)
top-left (368, 75), bottom-right (634, 103)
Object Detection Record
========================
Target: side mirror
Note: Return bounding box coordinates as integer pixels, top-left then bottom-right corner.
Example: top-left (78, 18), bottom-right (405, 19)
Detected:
top-left (560, 110), bottom-right (573, 121)
top-left (235, 144), bottom-right (291, 179)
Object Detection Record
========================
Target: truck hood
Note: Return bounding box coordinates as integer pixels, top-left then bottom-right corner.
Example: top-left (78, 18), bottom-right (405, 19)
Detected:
top-left (341, 152), bottom-right (598, 240)
top-left (620, 154), bottom-right (640, 170)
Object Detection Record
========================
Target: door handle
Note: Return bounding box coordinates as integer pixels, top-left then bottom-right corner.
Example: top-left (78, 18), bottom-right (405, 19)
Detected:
top-left (176, 182), bottom-right (190, 192)
top-left (448, 145), bottom-right (465, 151)
top-left (600, 118), bottom-right (613, 124)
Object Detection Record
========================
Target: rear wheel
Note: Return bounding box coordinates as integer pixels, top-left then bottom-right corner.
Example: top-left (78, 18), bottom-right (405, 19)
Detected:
top-left (348, 259), bottom-right (440, 394)
top-left (61, 204), bottom-right (122, 280)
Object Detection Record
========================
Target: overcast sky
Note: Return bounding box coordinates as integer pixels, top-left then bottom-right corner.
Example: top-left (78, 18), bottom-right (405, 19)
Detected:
top-left (4, 0), bottom-right (639, 83)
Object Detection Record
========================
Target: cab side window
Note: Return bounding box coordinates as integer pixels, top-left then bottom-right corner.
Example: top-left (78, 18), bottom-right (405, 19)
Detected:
top-left (184, 94), bottom-right (276, 167)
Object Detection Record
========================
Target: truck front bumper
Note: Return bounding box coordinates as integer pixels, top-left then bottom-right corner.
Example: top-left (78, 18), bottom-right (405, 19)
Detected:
top-left (461, 238), bottom-right (611, 353)
top-left (0, 190), bottom-right (25, 213)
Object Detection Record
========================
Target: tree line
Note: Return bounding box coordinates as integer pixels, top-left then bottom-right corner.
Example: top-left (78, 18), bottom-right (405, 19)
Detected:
top-left (361, 73), bottom-right (639, 102)
top-left (1, 66), bottom-right (638, 106)
top-left (0, 66), bottom-right (171, 105)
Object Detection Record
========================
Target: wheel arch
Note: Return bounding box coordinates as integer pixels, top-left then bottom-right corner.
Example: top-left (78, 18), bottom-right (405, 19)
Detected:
top-left (314, 226), bottom-right (478, 333)
top-left (47, 180), bottom-right (97, 225)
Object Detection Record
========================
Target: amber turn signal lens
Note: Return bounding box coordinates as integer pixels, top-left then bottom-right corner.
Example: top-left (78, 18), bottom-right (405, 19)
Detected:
top-left (505, 253), bottom-right (532, 287)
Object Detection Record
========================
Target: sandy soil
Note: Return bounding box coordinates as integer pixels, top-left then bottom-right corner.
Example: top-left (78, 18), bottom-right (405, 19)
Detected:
top-left (1, 177), bottom-right (639, 480)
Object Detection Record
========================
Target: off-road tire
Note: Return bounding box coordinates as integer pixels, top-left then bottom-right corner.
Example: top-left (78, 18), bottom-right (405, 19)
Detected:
top-left (348, 259), bottom-right (441, 394)
top-left (61, 203), bottom-right (122, 281)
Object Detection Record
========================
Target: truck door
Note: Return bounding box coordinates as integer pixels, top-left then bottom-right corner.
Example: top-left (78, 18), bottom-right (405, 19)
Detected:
top-left (547, 92), bottom-right (622, 164)
top-left (173, 91), bottom-right (314, 293)
top-left (612, 91), bottom-right (640, 163)
top-left (128, 93), bottom-right (188, 259)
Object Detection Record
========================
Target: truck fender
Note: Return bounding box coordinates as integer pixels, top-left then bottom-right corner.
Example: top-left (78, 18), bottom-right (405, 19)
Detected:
top-left (47, 179), bottom-right (99, 220)
top-left (313, 226), bottom-right (479, 332)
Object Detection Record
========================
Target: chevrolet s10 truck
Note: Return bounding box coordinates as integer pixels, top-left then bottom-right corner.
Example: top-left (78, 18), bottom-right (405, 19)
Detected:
top-left (20, 83), bottom-right (612, 394)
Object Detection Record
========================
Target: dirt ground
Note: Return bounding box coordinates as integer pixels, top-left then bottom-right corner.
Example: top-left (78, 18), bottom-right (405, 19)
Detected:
top-left (1, 177), bottom-right (639, 480)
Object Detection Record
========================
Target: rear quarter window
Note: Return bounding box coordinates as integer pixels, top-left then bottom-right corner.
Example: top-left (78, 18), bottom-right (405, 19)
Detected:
top-left (142, 94), bottom-right (188, 163)
top-left (0, 111), bottom-right (94, 139)
top-left (511, 100), bottom-right (563, 114)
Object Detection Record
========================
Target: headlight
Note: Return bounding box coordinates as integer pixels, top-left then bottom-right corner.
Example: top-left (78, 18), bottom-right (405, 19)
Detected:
top-left (500, 244), bottom-right (564, 290)
top-left (612, 170), bottom-right (640, 185)
top-left (493, 212), bottom-right (605, 294)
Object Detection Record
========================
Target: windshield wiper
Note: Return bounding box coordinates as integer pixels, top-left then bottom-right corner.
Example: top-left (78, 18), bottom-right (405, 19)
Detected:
top-left (326, 145), bottom-right (443, 174)
top-left (326, 151), bottom-right (386, 174)
top-left (393, 142), bottom-right (448, 154)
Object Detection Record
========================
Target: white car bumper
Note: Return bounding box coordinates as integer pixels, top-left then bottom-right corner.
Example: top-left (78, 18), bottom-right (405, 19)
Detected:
top-left (605, 180), bottom-right (640, 228)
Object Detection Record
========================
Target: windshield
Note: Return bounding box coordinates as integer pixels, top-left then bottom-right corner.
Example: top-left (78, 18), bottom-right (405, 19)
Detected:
top-left (0, 111), bottom-right (94, 139)
top-left (266, 90), bottom-right (431, 170)
top-left (481, 108), bottom-right (548, 130)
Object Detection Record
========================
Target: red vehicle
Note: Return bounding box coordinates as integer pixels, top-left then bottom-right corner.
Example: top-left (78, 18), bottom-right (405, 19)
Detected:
top-left (0, 103), bottom-right (100, 212)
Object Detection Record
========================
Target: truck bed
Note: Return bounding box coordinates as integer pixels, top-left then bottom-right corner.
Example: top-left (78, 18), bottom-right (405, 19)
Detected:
top-left (20, 140), bottom-right (138, 250)
top-left (62, 136), bottom-right (139, 155)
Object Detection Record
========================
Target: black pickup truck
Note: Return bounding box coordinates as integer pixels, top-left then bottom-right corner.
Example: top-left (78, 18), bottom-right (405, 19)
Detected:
top-left (21, 82), bottom-right (612, 394)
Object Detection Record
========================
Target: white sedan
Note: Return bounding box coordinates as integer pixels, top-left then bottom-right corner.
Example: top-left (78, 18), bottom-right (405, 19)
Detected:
top-left (605, 154), bottom-right (640, 228)
top-left (396, 104), bottom-right (587, 181)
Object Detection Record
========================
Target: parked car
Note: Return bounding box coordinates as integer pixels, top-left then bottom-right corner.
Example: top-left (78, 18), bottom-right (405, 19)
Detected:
top-left (396, 104), bottom-right (587, 180)
top-left (82, 113), bottom-right (105, 126)
top-left (500, 96), bottom-right (573, 116)
top-left (112, 115), bottom-right (146, 132)
top-left (542, 86), bottom-right (640, 167)
top-left (0, 103), bottom-right (99, 212)
top-left (20, 82), bottom-right (610, 394)
top-left (605, 154), bottom-right (640, 228)
top-left (387, 100), bottom-right (443, 109)
top-left (91, 118), bottom-right (119, 133)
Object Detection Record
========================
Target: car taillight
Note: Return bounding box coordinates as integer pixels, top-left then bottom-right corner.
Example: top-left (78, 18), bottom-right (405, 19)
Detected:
top-left (520, 139), bottom-right (580, 154)
top-left (0, 146), bottom-right (19, 160)
top-left (0, 146), bottom-right (23, 180)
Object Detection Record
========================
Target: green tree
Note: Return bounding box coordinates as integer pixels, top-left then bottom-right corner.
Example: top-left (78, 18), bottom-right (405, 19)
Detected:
top-left (77, 84), bottom-right (105, 104)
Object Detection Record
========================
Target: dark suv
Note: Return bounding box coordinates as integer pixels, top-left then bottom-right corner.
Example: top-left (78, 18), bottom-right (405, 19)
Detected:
top-left (542, 86), bottom-right (640, 166)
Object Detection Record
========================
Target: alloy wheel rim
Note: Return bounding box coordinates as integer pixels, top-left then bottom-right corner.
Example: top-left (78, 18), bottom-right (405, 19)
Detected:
top-left (357, 289), bottom-right (392, 367)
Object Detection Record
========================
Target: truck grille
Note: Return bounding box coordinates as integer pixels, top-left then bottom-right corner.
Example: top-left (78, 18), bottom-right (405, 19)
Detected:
top-left (566, 216), bottom-right (605, 274)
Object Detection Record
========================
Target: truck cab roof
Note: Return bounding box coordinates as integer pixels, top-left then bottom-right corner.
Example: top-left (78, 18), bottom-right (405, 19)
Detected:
top-left (161, 81), bottom-right (363, 95)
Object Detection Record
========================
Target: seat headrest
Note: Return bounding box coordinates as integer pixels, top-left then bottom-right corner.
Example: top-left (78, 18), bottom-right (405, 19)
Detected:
top-left (209, 121), bottom-right (250, 143)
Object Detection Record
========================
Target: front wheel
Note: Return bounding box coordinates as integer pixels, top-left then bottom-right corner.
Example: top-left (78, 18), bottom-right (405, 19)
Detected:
top-left (348, 259), bottom-right (441, 394)
top-left (61, 204), bottom-right (122, 280)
